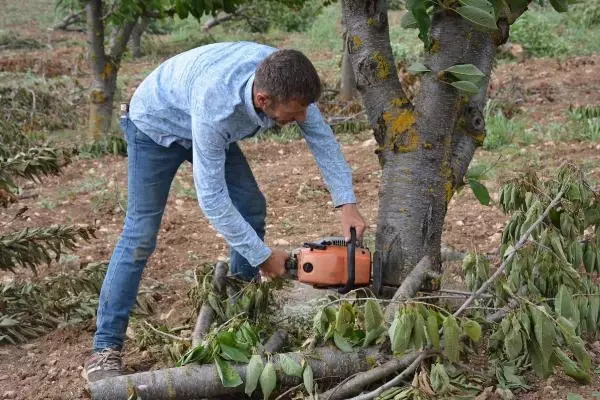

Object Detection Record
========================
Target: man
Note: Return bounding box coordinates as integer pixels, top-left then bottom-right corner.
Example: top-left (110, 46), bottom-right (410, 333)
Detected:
top-left (83, 41), bottom-right (366, 382)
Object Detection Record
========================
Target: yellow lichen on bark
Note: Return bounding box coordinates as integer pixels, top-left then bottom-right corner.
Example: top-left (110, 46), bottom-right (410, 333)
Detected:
top-left (473, 132), bottom-right (486, 145)
top-left (352, 35), bottom-right (362, 49)
top-left (422, 142), bottom-right (433, 149)
top-left (371, 52), bottom-right (390, 80)
top-left (383, 109), bottom-right (420, 153)
top-left (101, 62), bottom-right (113, 81)
top-left (430, 40), bottom-right (440, 54)
top-left (367, 17), bottom-right (377, 26)
top-left (391, 98), bottom-right (408, 107)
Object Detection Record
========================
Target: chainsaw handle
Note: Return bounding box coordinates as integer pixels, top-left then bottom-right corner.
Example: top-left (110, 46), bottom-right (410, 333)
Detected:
top-left (338, 226), bottom-right (356, 294)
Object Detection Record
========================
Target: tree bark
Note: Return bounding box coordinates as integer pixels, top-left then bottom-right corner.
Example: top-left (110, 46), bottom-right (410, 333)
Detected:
top-left (86, 0), bottom-right (136, 139)
top-left (89, 345), bottom-right (380, 399)
top-left (340, 9), bottom-right (359, 101)
top-left (342, 1), bottom-right (498, 292)
top-left (129, 17), bottom-right (150, 58)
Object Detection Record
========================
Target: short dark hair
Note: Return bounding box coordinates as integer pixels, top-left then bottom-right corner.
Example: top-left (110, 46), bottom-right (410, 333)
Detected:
top-left (255, 49), bottom-right (322, 105)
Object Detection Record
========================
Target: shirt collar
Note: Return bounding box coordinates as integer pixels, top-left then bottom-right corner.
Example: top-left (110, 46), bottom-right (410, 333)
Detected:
top-left (244, 74), bottom-right (274, 128)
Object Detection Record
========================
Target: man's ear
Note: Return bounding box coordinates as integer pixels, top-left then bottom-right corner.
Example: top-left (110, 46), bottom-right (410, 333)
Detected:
top-left (255, 92), bottom-right (271, 109)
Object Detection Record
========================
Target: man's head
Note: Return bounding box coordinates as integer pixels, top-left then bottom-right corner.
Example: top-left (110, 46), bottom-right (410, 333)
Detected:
top-left (253, 49), bottom-right (321, 125)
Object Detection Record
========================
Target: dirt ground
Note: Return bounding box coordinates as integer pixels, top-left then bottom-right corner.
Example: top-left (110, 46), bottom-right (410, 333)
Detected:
top-left (2, 24), bottom-right (600, 400)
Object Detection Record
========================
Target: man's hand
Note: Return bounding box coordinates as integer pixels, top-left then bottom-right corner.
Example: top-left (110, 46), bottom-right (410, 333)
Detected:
top-left (340, 203), bottom-right (367, 241)
top-left (259, 250), bottom-right (289, 279)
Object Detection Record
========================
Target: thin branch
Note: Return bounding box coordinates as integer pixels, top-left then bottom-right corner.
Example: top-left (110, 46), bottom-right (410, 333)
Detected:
top-left (321, 353), bottom-right (419, 400)
top-left (347, 353), bottom-right (426, 400)
top-left (143, 320), bottom-right (190, 342)
top-left (453, 187), bottom-right (566, 317)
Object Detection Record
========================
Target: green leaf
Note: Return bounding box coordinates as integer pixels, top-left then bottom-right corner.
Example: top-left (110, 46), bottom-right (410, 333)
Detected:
top-left (462, 319), bottom-right (482, 342)
top-left (279, 354), bottom-right (303, 377)
top-left (552, 348), bottom-right (591, 384)
top-left (549, 0), bottom-right (568, 12)
top-left (364, 300), bottom-right (384, 332)
top-left (303, 363), bottom-right (314, 395)
top-left (465, 164), bottom-right (488, 180)
top-left (215, 357), bottom-right (243, 388)
top-left (413, 312), bottom-right (426, 349)
top-left (442, 64), bottom-right (486, 83)
top-left (450, 80), bottom-right (480, 94)
top-left (389, 312), bottom-right (413, 354)
top-left (334, 331), bottom-right (354, 352)
top-left (443, 316), bottom-right (460, 362)
top-left (469, 179), bottom-right (491, 205)
top-left (313, 309), bottom-right (328, 335)
top-left (408, 62), bottom-right (431, 75)
top-left (455, 5), bottom-right (498, 31)
top-left (459, 0), bottom-right (495, 13)
top-left (529, 341), bottom-right (552, 378)
top-left (530, 306), bottom-right (555, 372)
top-left (426, 312), bottom-right (440, 351)
top-left (555, 285), bottom-right (575, 321)
top-left (400, 11), bottom-right (418, 28)
top-left (430, 362), bottom-right (451, 394)
top-left (245, 355), bottom-right (265, 396)
top-left (504, 327), bottom-right (523, 360)
top-left (335, 303), bottom-right (354, 336)
top-left (220, 343), bottom-right (250, 363)
top-left (260, 361), bottom-right (277, 400)
top-left (363, 325), bottom-right (386, 347)
top-left (589, 295), bottom-right (599, 329)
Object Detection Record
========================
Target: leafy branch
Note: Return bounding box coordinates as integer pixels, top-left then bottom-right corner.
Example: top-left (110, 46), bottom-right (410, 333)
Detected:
top-left (0, 225), bottom-right (96, 273)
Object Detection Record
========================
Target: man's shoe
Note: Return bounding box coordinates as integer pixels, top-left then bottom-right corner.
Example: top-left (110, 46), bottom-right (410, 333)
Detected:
top-left (83, 348), bottom-right (124, 382)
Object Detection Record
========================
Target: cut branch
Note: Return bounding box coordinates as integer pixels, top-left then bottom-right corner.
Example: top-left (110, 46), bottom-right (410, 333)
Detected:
top-left (90, 346), bottom-right (380, 399)
top-left (453, 187), bottom-right (566, 317)
top-left (384, 256), bottom-right (437, 321)
top-left (191, 262), bottom-right (228, 347)
top-left (321, 353), bottom-right (420, 400)
top-left (53, 10), bottom-right (85, 31)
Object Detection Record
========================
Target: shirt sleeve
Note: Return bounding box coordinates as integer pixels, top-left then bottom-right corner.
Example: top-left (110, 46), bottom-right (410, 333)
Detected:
top-left (190, 94), bottom-right (272, 267)
top-left (298, 103), bottom-right (357, 207)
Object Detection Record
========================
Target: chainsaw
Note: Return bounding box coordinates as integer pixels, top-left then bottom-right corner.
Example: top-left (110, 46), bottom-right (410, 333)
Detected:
top-left (284, 227), bottom-right (372, 294)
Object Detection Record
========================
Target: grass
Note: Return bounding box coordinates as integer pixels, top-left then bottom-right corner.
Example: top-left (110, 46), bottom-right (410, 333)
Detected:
top-left (482, 101), bottom-right (533, 151)
top-left (0, 0), bottom-right (57, 29)
top-left (507, 3), bottom-right (600, 59)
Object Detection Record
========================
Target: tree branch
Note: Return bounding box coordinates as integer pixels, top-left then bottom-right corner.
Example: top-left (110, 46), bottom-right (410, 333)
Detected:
top-left (90, 346), bottom-right (380, 399)
top-left (321, 353), bottom-right (420, 399)
top-left (53, 10), bottom-right (85, 31)
top-left (191, 262), bottom-right (228, 347)
top-left (384, 256), bottom-right (438, 321)
top-left (347, 353), bottom-right (426, 400)
top-left (453, 187), bottom-right (566, 317)
top-left (108, 19), bottom-right (137, 61)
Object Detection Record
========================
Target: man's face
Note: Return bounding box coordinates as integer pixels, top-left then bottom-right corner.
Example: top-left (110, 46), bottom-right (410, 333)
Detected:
top-left (256, 94), bottom-right (308, 125)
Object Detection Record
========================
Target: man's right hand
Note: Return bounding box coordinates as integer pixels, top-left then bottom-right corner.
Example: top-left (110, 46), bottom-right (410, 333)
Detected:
top-left (259, 250), bottom-right (288, 279)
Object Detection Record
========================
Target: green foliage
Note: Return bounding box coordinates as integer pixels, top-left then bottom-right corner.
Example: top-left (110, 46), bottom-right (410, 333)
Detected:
top-left (0, 262), bottom-right (155, 344)
top-left (509, 12), bottom-right (570, 58)
top-left (478, 164), bottom-right (600, 384)
top-left (566, 105), bottom-right (600, 141)
top-left (482, 101), bottom-right (531, 150)
top-left (0, 225), bottom-right (96, 273)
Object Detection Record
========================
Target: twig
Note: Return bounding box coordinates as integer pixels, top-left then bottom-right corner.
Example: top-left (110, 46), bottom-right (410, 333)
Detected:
top-left (274, 383), bottom-right (304, 400)
top-left (453, 187), bottom-right (566, 317)
top-left (143, 320), bottom-right (189, 342)
top-left (347, 353), bottom-right (425, 400)
top-left (438, 289), bottom-right (493, 298)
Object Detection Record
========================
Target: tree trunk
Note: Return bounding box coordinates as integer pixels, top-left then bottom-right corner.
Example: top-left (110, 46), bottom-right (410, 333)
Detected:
top-left (89, 345), bottom-right (389, 399)
top-left (86, 0), bottom-right (136, 139)
top-left (129, 17), bottom-right (150, 58)
top-left (340, 9), bottom-right (359, 101)
top-left (341, 1), bottom-right (497, 292)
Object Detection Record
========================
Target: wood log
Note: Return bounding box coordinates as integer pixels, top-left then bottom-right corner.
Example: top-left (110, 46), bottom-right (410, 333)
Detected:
top-left (89, 345), bottom-right (381, 399)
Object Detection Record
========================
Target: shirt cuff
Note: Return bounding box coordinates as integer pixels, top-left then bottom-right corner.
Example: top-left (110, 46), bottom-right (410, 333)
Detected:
top-left (331, 189), bottom-right (357, 208)
top-left (249, 242), bottom-right (272, 267)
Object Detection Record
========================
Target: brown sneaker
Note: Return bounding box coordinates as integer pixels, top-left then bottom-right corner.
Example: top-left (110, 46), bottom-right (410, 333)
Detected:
top-left (82, 348), bottom-right (124, 382)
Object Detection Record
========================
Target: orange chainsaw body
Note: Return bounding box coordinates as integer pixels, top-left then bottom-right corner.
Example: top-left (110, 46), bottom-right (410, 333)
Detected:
top-left (295, 244), bottom-right (371, 287)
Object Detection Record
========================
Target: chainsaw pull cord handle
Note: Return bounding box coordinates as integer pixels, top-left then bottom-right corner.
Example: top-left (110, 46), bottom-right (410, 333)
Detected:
top-left (338, 226), bottom-right (356, 294)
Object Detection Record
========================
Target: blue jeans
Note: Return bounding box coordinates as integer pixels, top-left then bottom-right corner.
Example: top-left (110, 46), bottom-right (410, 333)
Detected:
top-left (93, 116), bottom-right (265, 351)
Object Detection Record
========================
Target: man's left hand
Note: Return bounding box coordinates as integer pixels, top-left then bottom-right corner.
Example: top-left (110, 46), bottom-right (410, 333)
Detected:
top-left (340, 203), bottom-right (367, 242)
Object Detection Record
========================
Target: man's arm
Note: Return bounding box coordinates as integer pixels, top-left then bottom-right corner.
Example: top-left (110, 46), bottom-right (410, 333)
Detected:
top-left (190, 116), bottom-right (272, 268)
top-left (297, 103), bottom-right (357, 207)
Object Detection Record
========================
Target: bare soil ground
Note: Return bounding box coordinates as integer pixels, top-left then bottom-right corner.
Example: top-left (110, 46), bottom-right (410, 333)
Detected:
top-left (2, 25), bottom-right (600, 400)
